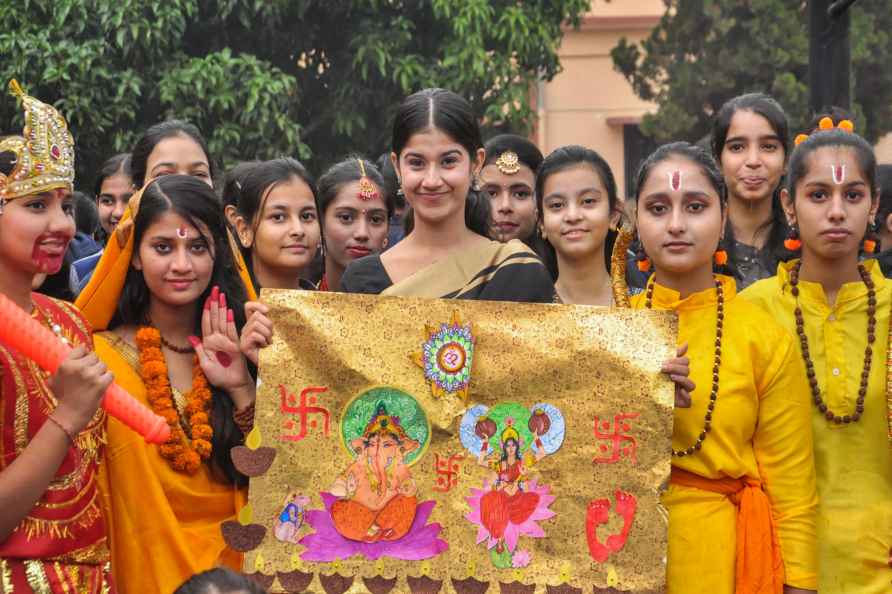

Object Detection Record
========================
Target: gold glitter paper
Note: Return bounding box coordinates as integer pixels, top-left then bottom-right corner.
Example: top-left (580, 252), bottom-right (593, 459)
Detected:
top-left (246, 291), bottom-right (676, 593)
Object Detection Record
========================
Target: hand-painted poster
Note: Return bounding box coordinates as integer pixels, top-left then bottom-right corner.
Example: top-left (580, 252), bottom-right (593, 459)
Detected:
top-left (224, 291), bottom-right (676, 594)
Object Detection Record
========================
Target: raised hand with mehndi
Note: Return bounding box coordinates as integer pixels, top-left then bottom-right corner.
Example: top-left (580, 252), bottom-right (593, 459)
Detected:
top-left (189, 285), bottom-right (255, 411)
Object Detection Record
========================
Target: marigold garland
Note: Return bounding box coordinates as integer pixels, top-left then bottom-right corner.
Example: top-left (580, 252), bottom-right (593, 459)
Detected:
top-left (136, 327), bottom-right (213, 474)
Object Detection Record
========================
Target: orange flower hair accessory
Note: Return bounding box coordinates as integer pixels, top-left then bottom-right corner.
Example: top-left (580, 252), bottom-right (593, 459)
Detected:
top-left (794, 116), bottom-right (855, 147)
top-left (136, 327), bottom-right (213, 473)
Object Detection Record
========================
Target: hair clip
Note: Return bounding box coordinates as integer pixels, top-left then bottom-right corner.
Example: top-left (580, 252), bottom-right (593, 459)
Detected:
top-left (794, 117), bottom-right (855, 147)
top-left (495, 151), bottom-right (520, 175)
top-left (357, 159), bottom-right (379, 201)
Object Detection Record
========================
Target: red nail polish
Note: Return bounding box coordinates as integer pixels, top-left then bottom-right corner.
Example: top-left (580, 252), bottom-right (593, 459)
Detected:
top-left (211, 286), bottom-right (219, 301)
top-left (227, 309), bottom-right (234, 323)
top-left (188, 336), bottom-right (200, 348)
top-left (219, 292), bottom-right (226, 308)
top-left (204, 297), bottom-right (211, 311)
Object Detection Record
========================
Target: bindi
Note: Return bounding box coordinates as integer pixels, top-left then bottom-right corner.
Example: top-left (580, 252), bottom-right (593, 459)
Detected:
top-left (668, 170), bottom-right (683, 193)
top-left (831, 164), bottom-right (846, 185)
top-left (176, 226), bottom-right (189, 239)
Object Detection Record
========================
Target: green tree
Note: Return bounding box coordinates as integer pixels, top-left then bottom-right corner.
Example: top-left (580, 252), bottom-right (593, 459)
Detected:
top-left (611, 0), bottom-right (892, 144)
top-left (0, 0), bottom-right (588, 189)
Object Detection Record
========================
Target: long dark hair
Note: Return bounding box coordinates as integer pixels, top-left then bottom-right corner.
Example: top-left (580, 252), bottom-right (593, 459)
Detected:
top-left (635, 142), bottom-right (735, 277)
top-left (130, 121), bottom-right (215, 189)
top-left (392, 88), bottom-right (489, 236)
top-left (317, 157), bottom-right (393, 219)
top-left (93, 153), bottom-right (132, 196)
top-left (221, 161), bottom-right (260, 211)
top-left (534, 145), bottom-right (619, 281)
top-left (235, 157), bottom-right (317, 288)
top-left (112, 174), bottom-right (249, 486)
top-left (711, 93), bottom-right (791, 274)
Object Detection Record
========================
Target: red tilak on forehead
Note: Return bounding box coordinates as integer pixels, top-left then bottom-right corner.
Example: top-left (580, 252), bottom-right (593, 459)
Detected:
top-left (831, 165), bottom-right (846, 185)
top-left (668, 170), bottom-right (682, 192)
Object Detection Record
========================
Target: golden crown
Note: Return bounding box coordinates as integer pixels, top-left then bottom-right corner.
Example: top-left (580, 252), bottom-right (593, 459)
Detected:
top-left (501, 425), bottom-right (519, 444)
top-left (0, 80), bottom-right (75, 201)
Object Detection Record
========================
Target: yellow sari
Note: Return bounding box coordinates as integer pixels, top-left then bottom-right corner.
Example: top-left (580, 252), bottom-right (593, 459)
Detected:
top-left (94, 332), bottom-right (245, 594)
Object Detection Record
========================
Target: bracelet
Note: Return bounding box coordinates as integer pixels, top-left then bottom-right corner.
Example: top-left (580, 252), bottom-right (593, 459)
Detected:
top-left (46, 414), bottom-right (76, 445)
top-left (233, 402), bottom-right (255, 436)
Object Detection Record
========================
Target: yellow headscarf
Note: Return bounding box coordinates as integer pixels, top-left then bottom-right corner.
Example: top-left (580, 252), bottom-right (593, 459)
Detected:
top-left (75, 185), bottom-right (258, 331)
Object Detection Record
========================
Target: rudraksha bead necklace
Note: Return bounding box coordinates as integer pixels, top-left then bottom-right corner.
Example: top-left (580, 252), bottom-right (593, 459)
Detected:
top-left (645, 276), bottom-right (724, 457)
top-left (789, 260), bottom-right (875, 424)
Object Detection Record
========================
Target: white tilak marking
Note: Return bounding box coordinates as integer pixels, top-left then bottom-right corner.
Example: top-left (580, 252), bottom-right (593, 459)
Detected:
top-left (831, 164), bottom-right (846, 185)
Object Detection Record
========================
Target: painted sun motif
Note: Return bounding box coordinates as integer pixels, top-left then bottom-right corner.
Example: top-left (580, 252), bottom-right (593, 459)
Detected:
top-left (411, 311), bottom-right (475, 402)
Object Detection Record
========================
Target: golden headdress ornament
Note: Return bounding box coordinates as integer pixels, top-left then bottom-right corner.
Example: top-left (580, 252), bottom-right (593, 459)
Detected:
top-left (794, 116), bottom-right (855, 147)
top-left (501, 418), bottom-right (520, 444)
top-left (361, 402), bottom-right (409, 442)
top-left (357, 159), bottom-right (380, 201)
top-left (495, 151), bottom-right (521, 175)
top-left (0, 80), bottom-right (75, 201)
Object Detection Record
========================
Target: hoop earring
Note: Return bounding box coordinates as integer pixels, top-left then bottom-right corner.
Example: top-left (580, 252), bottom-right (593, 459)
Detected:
top-left (635, 243), bottom-right (651, 272)
top-left (863, 221), bottom-right (880, 254)
top-left (784, 225), bottom-right (801, 251)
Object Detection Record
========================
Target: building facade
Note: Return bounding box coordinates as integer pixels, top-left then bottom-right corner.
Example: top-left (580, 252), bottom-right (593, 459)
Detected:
top-left (537, 0), bottom-right (891, 199)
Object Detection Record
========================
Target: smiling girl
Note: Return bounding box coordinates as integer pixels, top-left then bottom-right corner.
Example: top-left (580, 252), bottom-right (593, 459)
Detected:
top-left (340, 88), bottom-right (553, 301)
top-left (0, 82), bottom-right (115, 593)
top-left (742, 128), bottom-right (892, 593)
top-left (535, 145), bottom-right (622, 306)
top-left (76, 175), bottom-right (255, 594)
top-left (630, 142), bottom-right (818, 594)
top-left (234, 158), bottom-right (321, 291)
top-left (712, 93), bottom-right (792, 288)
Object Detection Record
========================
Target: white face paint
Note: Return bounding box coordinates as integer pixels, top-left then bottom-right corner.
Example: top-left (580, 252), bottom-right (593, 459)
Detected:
top-left (176, 225), bottom-right (189, 239)
top-left (668, 170), bottom-right (683, 193)
top-left (831, 164), bottom-right (846, 185)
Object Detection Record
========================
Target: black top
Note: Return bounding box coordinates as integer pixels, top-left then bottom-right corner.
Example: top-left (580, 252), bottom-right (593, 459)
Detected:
top-left (340, 250), bottom-right (556, 303)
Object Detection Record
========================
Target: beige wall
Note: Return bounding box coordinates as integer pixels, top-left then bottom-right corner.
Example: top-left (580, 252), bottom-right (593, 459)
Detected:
top-left (537, 0), bottom-right (663, 199)
top-left (877, 134), bottom-right (892, 164)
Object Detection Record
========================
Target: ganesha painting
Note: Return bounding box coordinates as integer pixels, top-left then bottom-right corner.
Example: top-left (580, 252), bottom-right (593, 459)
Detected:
top-left (299, 387), bottom-right (448, 562)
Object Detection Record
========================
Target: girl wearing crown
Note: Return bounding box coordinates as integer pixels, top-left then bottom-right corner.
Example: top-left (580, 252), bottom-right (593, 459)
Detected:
top-left (629, 142), bottom-right (818, 594)
top-left (0, 81), bottom-right (115, 593)
top-left (75, 174), bottom-right (255, 593)
top-left (742, 121), bottom-right (892, 593)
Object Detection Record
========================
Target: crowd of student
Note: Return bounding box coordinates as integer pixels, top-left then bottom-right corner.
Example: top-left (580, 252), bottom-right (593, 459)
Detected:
top-left (1, 79), bottom-right (890, 594)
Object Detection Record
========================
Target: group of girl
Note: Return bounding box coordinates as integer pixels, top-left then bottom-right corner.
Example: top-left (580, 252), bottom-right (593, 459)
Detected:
top-left (1, 78), bottom-right (889, 594)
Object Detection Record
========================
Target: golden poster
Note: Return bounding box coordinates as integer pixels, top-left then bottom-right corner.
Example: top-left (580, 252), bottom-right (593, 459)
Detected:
top-left (226, 291), bottom-right (677, 594)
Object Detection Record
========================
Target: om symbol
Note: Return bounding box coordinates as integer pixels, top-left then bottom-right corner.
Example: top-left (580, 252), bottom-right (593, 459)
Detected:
top-left (437, 343), bottom-right (466, 374)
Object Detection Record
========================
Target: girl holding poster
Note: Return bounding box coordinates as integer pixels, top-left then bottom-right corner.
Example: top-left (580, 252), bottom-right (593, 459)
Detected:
top-left (629, 142), bottom-right (818, 594)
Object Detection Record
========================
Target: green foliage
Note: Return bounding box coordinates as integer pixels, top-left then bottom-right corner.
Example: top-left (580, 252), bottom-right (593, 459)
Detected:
top-left (0, 0), bottom-right (589, 189)
top-left (611, 0), bottom-right (892, 144)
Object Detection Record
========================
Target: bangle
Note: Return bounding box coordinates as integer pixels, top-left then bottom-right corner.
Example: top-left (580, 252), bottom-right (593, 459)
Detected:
top-left (233, 402), bottom-right (255, 436)
top-left (46, 414), bottom-right (76, 445)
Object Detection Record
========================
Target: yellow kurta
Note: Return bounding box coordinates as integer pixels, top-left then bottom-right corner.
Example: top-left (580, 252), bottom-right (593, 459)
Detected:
top-left (93, 331), bottom-right (246, 594)
top-left (742, 259), bottom-right (892, 594)
top-left (631, 275), bottom-right (818, 592)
